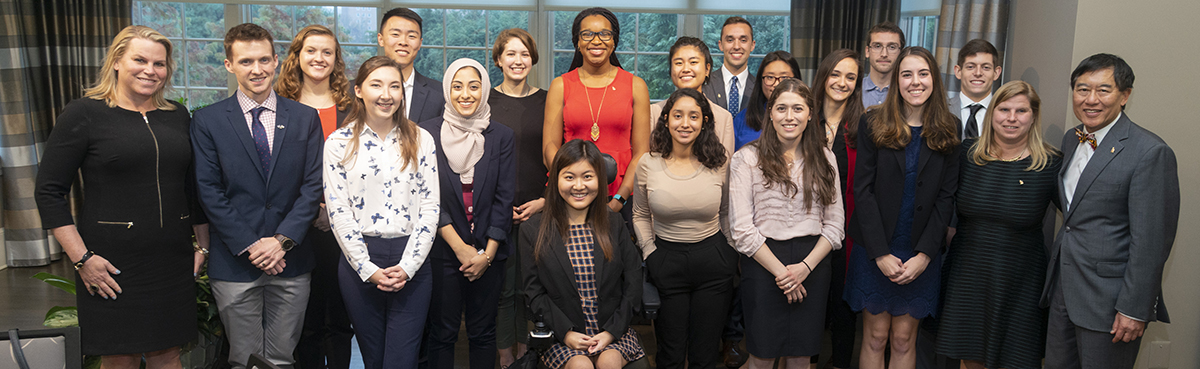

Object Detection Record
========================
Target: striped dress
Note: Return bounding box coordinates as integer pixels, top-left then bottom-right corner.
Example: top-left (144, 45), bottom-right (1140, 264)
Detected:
top-left (935, 140), bottom-right (1063, 369)
top-left (542, 224), bottom-right (645, 369)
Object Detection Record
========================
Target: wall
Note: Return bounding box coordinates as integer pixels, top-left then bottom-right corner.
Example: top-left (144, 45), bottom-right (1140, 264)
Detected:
top-left (1010, 0), bottom-right (1200, 368)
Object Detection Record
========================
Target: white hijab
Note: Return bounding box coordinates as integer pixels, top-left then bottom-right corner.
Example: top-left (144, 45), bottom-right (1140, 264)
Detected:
top-left (439, 58), bottom-right (492, 184)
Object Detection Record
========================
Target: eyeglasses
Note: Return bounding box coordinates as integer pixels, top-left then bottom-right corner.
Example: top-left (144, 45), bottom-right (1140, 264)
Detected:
top-left (869, 43), bottom-right (901, 54)
top-left (580, 30), bottom-right (615, 42)
top-left (762, 75), bottom-right (792, 85)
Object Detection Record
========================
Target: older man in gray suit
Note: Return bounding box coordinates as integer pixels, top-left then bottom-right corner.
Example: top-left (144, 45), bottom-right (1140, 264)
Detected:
top-left (1044, 53), bottom-right (1179, 369)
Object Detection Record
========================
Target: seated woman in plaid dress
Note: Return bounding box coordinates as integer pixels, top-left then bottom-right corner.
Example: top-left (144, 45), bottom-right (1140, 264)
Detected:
top-left (520, 139), bottom-right (645, 369)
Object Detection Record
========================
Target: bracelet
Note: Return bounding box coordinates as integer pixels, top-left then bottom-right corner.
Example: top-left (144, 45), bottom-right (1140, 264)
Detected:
top-left (801, 260), bottom-right (813, 273)
top-left (73, 250), bottom-right (95, 270)
top-left (193, 243), bottom-right (209, 256)
top-left (484, 253), bottom-right (493, 266)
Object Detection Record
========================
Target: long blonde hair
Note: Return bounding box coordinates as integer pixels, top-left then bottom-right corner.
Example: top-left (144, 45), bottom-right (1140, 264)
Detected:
top-left (340, 56), bottom-right (419, 171)
top-left (275, 25), bottom-right (353, 111)
top-left (84, 25), bottom-right (177, 110)
top-left (969, 80), bottom-right (1060, 171)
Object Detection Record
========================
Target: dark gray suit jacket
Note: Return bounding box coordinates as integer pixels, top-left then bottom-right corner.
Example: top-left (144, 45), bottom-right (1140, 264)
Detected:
top-left (702, 68), bottom-right (756, 113)
top-left (1042, 113), bottom-right (1179, 332)
top-left (408, 70), bottom-right (445, 124)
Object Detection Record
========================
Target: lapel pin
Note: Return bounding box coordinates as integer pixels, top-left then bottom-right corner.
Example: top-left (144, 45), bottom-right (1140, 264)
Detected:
top-left (277, 125), bottom-right (285, 130)
top-left (1110, 147), bottom-right (1115, 153)
top-left (1019, 180), bottom-right (1024, 185)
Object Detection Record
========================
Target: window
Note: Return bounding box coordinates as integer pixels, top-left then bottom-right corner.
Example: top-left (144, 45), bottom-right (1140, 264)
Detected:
top-left (133, 1), bottom-right (227, 110)
top-left (552, 12), bottom-right (680, 100)
top-left (900, 15), bottom-right (938, 51)
top-left (702, 14), bottom-right (790, 84)
top-left (412, 9), bottom-right (531, 85)
top-left (247, 5), bottom-right (379, 80)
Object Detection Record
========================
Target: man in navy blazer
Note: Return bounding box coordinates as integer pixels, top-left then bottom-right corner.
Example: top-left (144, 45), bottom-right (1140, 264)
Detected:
top-left (1043, 53), bottom-right (1179, 369)
top-left (191, 23), bottom-right (324, 369)
top-left (379, 7), bottom-right (445, 123)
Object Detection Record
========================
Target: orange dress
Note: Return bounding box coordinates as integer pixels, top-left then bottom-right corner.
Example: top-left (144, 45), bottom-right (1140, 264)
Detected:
top-left (561, 68), bottom-right (634, 194)
top-left (317, 106), bottom-right (339, 139)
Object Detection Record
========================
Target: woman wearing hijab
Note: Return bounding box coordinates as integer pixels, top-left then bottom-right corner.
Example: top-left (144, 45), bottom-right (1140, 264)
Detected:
top-left (419, 58), bottom-right (517, 369)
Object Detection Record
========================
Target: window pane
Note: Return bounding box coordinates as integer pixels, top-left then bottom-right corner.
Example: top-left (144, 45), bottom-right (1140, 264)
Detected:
top-left (554, 51), bottom-right (573, 79)
top-left (171, 41), bottom-right (184, 84)
top-left (614, 13), bottom-right (636, 52)
top-left (296, 6), bottom-right (335, 33)
top-left (702, 15), bottom-right (724, 52)
top-left (165, 88), bottom-right (185, 107)
top-left (487, 11), bottom-right (530, 46)
top-left (342, 46), bottom-right (377, 81)
top-left (636, 13), bottom-right (676, 53)
top-left (184, 3), bottom-right (224, 39)
top-left (415, 9), bottom-right (445, 47)
top-left (187, 41), bottom-right (227, 88)
top-left (337, 7), bottom-right (377, 45)
top-left (274, 42), bottom-right (291, 68)
top-left (445, 49), bottom-right (489, 76)
top-left (136, 2), bottom-right (182, 38)
top-left (190, 89), bottom-right (229, 111)
top-left (747, 57), bottom-right (763, 81)
top-left (747, 15), bottom-right (789, 53)
top-left (553, 11), bottom-right (574, 51)
top-left (250, 5), bottom-right (295, 41)
top-left (635, 54), bottom-right (672, 100)
top-left (415, 48), bottom-right (444, 82)
top-left (445, 10), bottom-right (486, 47)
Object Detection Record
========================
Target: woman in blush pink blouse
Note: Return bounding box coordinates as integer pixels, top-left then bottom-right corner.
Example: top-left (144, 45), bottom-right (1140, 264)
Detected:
top-left (728, 78), bottom-right (844, 369)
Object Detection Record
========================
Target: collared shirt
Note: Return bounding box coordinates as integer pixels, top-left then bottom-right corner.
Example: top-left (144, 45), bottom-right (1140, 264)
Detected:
top-left (403, 69), bottom-right (415, 119)
top-left (862, 74), bottom-right (888, 108)
top-left (324, 124), bottom-right (441, 282)
top-left (959, 91), bottom-right (993, 139)
top-left (729, 145), bottom-right (845, 257)
top-left (236, 90), bottom-right (279, 153)
top-left (1063, 112), bottom-right (1119, 211)
top-left (721, 64), bottom-right (750, 110)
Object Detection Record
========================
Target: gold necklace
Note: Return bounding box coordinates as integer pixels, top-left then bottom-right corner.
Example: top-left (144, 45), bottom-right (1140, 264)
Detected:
top-left (500, 83), bottom-right (531, 98)
top-left (993, 148), bottom-right (1028, 162)
top-left (582, 78), bottom-right (610, 141)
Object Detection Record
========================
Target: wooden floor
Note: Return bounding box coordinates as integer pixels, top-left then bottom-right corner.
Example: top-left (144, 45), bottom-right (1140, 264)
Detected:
top-left (1, 258), bottom-right (76, 331)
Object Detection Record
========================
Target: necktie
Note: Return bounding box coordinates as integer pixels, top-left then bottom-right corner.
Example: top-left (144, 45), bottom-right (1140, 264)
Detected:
top-left (728, 76), bottom-right (740, 116)
top-left (250, 106), bottom-right (271, 173)
top-left (964, 104), bottom-right (983, 139)
top-left (1075, 127), bottom-right (1097, 150)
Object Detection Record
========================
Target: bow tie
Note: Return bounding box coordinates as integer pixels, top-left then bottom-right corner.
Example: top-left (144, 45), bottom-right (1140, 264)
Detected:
top-left (1076, 128), bottom-right (1097, 150)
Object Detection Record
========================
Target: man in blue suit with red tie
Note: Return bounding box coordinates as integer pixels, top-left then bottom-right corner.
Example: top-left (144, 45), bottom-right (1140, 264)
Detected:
top-left (191, 23), bottom-right (324, 369)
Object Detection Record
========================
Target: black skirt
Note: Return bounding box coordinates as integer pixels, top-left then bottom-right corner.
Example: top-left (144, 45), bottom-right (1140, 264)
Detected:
top-left (740, 235), bottom-right (831, 358)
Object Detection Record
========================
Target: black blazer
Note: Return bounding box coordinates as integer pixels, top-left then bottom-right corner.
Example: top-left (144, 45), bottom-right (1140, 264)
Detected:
top-left (420, 118), bottom-right (517, 261)
top-left (520, 212), bottom-right (643, 342)
top-left (702, 69), bottom-right (757, 113)
top-left (409, 71), bottom-right (446, 124)
top-left (848, 112), bottom-right (960, 260)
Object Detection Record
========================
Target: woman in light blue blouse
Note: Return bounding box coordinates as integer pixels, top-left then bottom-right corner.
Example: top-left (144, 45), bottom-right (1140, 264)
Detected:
top-left (324, 55), bottom-right (441, 369)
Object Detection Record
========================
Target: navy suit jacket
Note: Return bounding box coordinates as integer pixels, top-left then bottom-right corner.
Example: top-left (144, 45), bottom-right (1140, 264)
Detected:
top-left (192, 94), bottom-right (324, 282)
top-left (702, 69), bottom-right (756, 114)
top-left (419, 117), bottom-right (516, 261)
top-left (408, 71), bottom-right (446, 124)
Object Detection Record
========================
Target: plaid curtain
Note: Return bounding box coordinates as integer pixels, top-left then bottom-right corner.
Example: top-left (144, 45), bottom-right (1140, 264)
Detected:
top-left (935, 0), bottom-right (1011, 93)
top-left (0, 0), bottom-right (130, 267)
top-left (791, 0), bottom-right (900, 82)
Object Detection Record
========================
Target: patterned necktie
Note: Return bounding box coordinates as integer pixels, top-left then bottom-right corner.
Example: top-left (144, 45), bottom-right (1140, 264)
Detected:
top-left (250, 106), bottom-right (271, 172)
top-left (728, 76), bottom-right (740, 116)
top-left (1075, 127), bottom-right (1097, 150)
top-left (964, 104), bottom-right (984, 139)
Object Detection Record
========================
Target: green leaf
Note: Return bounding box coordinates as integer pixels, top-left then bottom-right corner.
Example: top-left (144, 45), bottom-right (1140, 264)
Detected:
top-left (32, 272), bottom-right (76, 295)
top-left (43, 306), bottom-right (78, 328)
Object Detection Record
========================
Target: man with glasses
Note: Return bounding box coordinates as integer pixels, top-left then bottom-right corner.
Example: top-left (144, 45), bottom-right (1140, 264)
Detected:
top-left (378, 7), bottom-right (444, 123)
top-left (862, 22), bottom-right (904, 108)
top-left (703, 16), bottom-right (757, 117)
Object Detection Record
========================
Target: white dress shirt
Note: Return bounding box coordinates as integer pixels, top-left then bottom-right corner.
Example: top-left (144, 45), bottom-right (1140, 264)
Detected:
top-left (403, 70), bottom-right (416, 120)
top-left (1063, 112), bottom-right (1119, 211)
top-left (324, 124), bottom-right (441, 282)
top-left (958, 91), bottom-right (993, 138)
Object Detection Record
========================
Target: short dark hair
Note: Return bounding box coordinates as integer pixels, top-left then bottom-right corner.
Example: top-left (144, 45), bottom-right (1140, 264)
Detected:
top-left (721, 16), bottom-right (754, 40)
top-left (867, 21), bottom-right (905, 48)
top-left (956, 38), bottom-right (1000, 67)
top-left (1070, 53), bottom-right (1134, 92)
top-left (224, 23), bottom-right (273, 60)
top-left (568, 7), bottom-right (622, 71)
top-left (669, 36), bottom-right (713, 84)
top-left (380, 8), bottom-right (423, 34)
top-left (492, 28), bottom-right (539, 66)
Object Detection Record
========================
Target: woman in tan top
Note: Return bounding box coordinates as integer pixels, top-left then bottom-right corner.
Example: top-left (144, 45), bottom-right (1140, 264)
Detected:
top-left (649, 36), bottom-right (736, 157)
top-left (728, 78), bottom-right (843, 369)
top-left (632, 87), bottom-right (732, 369)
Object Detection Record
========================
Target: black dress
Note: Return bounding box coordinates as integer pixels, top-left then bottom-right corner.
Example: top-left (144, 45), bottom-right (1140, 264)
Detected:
top-left (488, 89), bottom-right (548, 205)
top-left (935, 140), bottom-right (1062, 369)
top-left (35, 98), bottom-right (203, 355)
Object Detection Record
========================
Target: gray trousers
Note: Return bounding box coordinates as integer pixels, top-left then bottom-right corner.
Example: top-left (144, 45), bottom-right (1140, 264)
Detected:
top-left (212, 273), bottom-right (312, 369)
top-left (1045, 277), bottom-right (1142, 369)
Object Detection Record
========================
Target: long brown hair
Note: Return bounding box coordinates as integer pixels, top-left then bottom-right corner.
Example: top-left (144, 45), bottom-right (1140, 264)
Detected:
top-left (969, 80), bottom-right (1060, 171)
top-left (84, 25), bottom-right (177, 111)
top-left (868, 47), bottom-right (959, 153)
top-left (751, 78), bottom-right (838, 208)
top-left (812, 49), bottom-right (864, 149)
top-left (275, 25), bottom-right (353, 111)
top-left (536, 139), bottom-right (614, 263)
top-left (340, 56), bottom-right (419, 171)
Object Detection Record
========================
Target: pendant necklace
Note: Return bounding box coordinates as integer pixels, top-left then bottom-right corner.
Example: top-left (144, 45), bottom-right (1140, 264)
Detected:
top-left (582, 70), bottom-right (612, 141)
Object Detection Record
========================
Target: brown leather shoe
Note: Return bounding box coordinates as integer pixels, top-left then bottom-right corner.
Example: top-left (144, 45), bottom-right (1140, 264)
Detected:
top-left (722, 340), bottom-right (748, 368)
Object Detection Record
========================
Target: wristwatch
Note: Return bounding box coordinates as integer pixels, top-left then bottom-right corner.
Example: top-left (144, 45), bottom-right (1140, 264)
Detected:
top-left (611, 194), bottom-right (628, 206)
top-left (274, 234), bottom-right (296, 252)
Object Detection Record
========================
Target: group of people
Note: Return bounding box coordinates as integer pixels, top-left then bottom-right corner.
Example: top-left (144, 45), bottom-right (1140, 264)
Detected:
top-left (33, 6), bottom-right (1178, 369)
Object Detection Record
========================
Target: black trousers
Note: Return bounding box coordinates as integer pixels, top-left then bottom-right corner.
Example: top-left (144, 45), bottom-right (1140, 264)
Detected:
top-left (296, 226), bottom-right (354, 369)
top-left (646, 233), bottom-right (738, 369)
top-left (824, 245), bottom-right (856, 369)
top-left (426, 256), bottom-right (506, 369)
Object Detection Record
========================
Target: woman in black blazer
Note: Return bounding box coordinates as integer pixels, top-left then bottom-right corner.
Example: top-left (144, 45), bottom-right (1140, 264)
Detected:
top-left (420, 58), bottom-right (517, 369)
top-left (843, 47), bottom-right (960, 369)
top-left (521, 139), bottom-right (644, 369)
